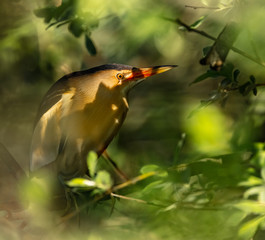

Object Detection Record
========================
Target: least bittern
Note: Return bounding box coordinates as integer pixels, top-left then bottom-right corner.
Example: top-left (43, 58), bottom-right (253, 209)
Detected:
top-left (30, 64), bottom-right (176, 182)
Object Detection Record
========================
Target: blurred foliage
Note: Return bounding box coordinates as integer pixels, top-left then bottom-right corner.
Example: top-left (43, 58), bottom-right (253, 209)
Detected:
top-left (2, 0), bottom-right (265, 239)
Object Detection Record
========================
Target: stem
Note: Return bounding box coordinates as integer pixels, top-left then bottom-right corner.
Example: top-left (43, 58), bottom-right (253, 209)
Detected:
top-left (175, 18), bottom-right (265, 68)
top-left (185, 5), bottom-right (220, 10)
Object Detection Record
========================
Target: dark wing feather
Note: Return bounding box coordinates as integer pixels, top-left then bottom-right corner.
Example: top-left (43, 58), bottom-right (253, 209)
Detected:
top-left (30, 76), bottom-right (70, 171)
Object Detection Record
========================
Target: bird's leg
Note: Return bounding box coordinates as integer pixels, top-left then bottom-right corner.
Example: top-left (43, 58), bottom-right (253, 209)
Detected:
top-left (57, 175), bottom-right (75, 215)
top-left (102, 150), bottom-right (129, 181)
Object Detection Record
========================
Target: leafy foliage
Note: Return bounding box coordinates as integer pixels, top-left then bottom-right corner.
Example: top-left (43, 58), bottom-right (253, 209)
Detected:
top-left (2, 0), bottom-right (265, 239)
top-left (34, 0), bottom-right (98, 55)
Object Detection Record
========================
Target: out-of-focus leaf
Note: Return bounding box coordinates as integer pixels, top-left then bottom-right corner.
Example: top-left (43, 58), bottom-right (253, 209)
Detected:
top-left (173, 133), bottom-right (186, 164)
top-left (220, 78), bottom-right (232, 88)
top-left (95, 171), bottom-right (113, 191)
top-left (190, 69), bottom-right (220, 85)
top-left (234, 200), bottom-right (265, 214)
top-left (250, 75), bottom-right (256, 84)
top-left (243, 186), bottom-right (265, 199)
top-left (34, 7), bottom-right (55, 23)
top-left (140, 164), bottom-right (168, 177)
top-left (87, 151), bottom-right (98, 178)
top-left (142, 180), bottom-right (164, 193)
top-left (68, 18), bottom-right (84, 37)
top-left (253, 87), bottom-right (258, 96)
top-left (66, 178), bottom-right (96, 189)
top-left (233, 69), bottom-right (240, 82)
top-left (250, 75), bottom-right (257, 95)
top-left (85, 34), bottom-right (97, 55)
top-left (239, 176), bottom-right (263, 187)
top-left (261, 167), bottom-right (265, 181)
top-left (190, 16), bottom-right (206, 29)
top-left (239, 215), bottom-right (265, 239)
top-left (191, 63), bottom-right (234, 85)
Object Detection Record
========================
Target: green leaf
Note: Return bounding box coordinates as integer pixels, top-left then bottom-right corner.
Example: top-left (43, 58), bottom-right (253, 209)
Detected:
top-left (239, 176), bottom-right (263, 187)
top-left (87, 151), bottom-right (98, 178)
top-left (190, 16), bottom-right (206, 29)
top-left (239, 215), bottom-right (265, 239)
top-left (34, 7), bottom-right (55, 23)
top-left (190, 70), bottom-right (220, 85)
top-left (253, 87), bottom-right (258, 96)
top-left (244, 186), bottom-right (265, 199)
top-left (234, 200), bottom-right (265, 215)
top-left (140, 164), bottom-right (168, 177)
top-left (261, 167), bottom-right (265, 181)
top-left (68, 18), bottom-right (84, 37)
top-left (66, 178), bottom-right (96, 189)
top-left (95, 171), bottom-right (113, 191)
top-left (142, 180), bottom-right (164, 193)
top-left (239, 82), bottom-right (251, 96)
top-left (233, 69), bottom-right (240, 82)
top-left (85, 34), bottom-right (97, 55)
top-left (250, 75), bottom-right (256, 83)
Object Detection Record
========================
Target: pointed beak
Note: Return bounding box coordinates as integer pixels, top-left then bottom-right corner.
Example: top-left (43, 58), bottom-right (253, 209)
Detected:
top-left (125, 65), bottom-right (177, 82)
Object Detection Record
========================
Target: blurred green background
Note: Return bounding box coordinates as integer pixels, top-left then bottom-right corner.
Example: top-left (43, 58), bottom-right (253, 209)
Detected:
top-left (2, 0), bottom-right (265, 239)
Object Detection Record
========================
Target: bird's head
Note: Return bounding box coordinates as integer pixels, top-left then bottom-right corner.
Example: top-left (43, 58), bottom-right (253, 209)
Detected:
top-left (86, 63), bottom-right (177, 93)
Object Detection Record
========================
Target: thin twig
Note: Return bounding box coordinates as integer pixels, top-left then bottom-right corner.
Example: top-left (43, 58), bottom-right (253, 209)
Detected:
top-left (113, 171), bottom-right (157, 191)
top-left (102, 150), bottom-right (129, 181)
top-left (111, 193), bottom-right (147, 204)
top-left (173, 18), bottom-right (265, 68)
top-left (110, 193), bottom-right (167, 207)
top-left (185, 5), bottom-right (220, 10)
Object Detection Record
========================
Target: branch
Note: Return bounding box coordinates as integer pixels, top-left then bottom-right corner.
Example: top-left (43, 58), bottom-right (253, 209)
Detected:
top-left (227, 83), bottom-right (265, 91)
top-left (59, 171), bottom-right (157, 223)
top-left (185, 5), bottom-right (220, 10)
top-left (175, 18), bottom-right (265, 68)
top-left (110, 193), bottom-right (166, 207)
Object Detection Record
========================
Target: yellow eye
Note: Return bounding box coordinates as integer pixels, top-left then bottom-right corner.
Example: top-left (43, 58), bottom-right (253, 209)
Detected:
top-left (116, 73), bottom-right (124, 80)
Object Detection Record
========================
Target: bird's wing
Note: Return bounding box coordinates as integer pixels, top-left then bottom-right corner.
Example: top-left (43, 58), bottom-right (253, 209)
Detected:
top-left (30, 77), bottom-right (69, 172)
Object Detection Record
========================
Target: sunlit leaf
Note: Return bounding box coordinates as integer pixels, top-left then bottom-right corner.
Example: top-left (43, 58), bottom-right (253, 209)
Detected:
top-left (87, 151), bottom-right (98, 178)
top-left (250, 75), bottom-right (256, 84)
top-left (95, 171), bottom-right (113, 191)
top-left (66, 178), bottom-right (96, 189)
top-left (190, 16), bottom-right (206, 29)
top-left (239, 215), bottom-right (265, 239)
top-left (140, 164), bottom-right (168, 177)
top-left (234, 200), bottom-right (265, 214)
top-left (244, 186), bottom-right (265, 199)
top-left (239, 176), bottom-right (263, 187)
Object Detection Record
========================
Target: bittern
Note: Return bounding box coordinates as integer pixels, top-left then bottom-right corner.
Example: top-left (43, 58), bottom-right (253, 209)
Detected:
top-left (30, 63), bottom-right (176, 181)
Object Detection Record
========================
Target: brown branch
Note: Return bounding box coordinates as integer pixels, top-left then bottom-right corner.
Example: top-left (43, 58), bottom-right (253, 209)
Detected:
top-left (175, 18), bottom-right (265, 68)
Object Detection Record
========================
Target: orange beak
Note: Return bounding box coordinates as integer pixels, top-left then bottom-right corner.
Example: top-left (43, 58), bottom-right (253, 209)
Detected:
top-left (125, 65), bottom-right (177, 81)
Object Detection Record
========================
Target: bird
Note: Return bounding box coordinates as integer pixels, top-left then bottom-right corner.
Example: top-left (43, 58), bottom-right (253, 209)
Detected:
top-left (30, 63), bottom-right (176, 183)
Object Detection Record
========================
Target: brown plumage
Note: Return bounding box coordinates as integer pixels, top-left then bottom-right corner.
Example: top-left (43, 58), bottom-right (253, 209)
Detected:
top-left (30, 63), bottom-right (176, 181)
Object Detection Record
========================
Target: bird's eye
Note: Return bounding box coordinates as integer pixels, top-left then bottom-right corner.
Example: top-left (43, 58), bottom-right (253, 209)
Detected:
top-left (116, 73), bottom-right (124, 80)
